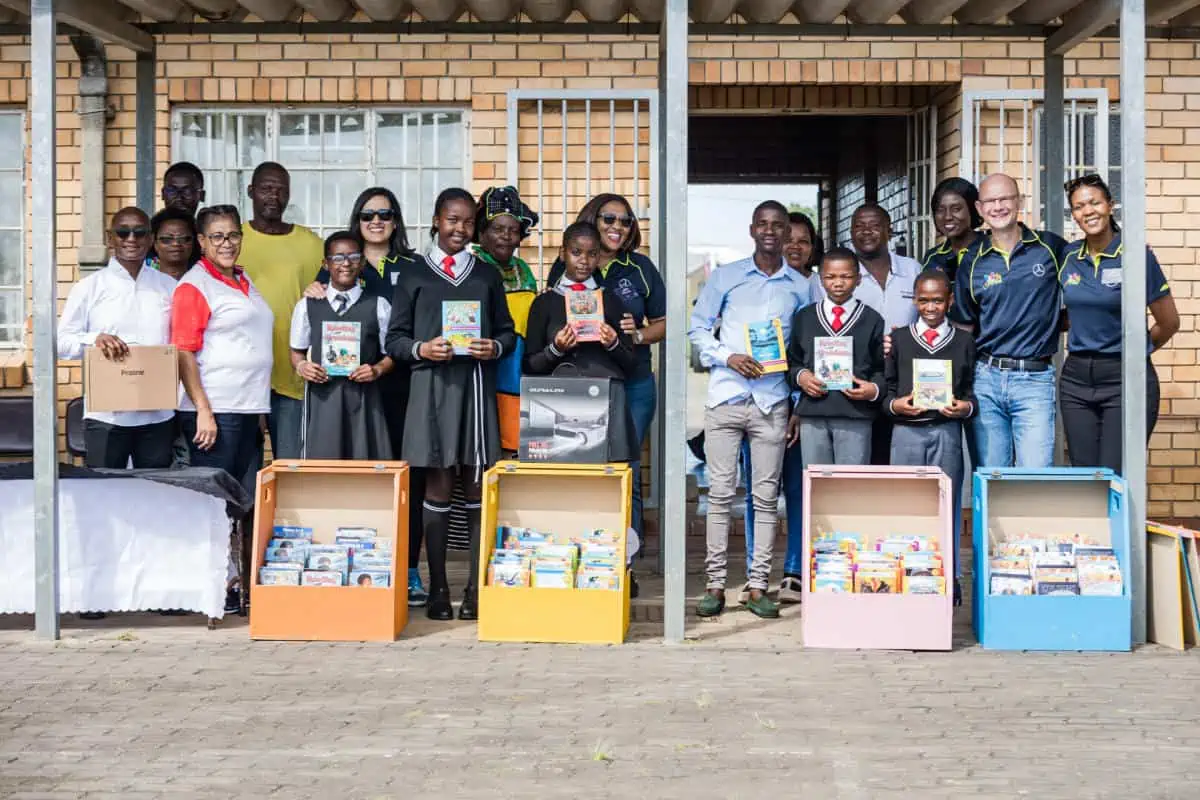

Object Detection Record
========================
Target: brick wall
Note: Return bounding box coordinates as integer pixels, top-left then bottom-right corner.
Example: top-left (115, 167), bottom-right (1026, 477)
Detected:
top-left (1, 27), bottom-right (1198, 518)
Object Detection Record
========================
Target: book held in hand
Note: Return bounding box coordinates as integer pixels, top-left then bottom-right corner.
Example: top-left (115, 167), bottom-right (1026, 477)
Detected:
top-left (814, 336), bottom-right (854, 391)
top-left (913, 358), bottom-right (953, 410)
top-left (320, 320), bottom-right (361, 377)
top-left (565, 289), bottom-right (605, 342)
top-left (744, 319), bottom-right (787, 374)
top-left (442, 300), bottom-right (481, 355)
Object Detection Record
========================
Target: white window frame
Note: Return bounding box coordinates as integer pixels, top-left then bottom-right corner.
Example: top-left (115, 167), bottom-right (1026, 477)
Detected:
top-left (0, 109), bottom-right (25, 349)
top-left (170, 105), bottom-right (471, 242)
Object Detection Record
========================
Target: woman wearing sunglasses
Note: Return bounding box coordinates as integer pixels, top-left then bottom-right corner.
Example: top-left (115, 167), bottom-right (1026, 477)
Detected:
top-left (546, 194), bottom-right (666, 553)
top-left (1058, 174), bottom-right (1179, 474)
top-left (149, 208), bottom-right (199, 281)
top-left (171, 205), bottom-right (275, 483)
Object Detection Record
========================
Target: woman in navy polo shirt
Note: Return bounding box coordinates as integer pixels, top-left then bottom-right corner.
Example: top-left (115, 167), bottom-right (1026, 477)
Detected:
top-left (921, 177), bottom-right (983, 285)
top-left (1059, 174), bottom-right (1179, 474)
top-left (547, 193), bottom-right (666, 551)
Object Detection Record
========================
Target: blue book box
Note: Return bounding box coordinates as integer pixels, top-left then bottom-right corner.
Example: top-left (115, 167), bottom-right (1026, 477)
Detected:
top-left (973, 468), bottom-right (1132, 651)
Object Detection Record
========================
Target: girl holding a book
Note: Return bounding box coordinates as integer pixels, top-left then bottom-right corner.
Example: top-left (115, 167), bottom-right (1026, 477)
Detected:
top-left (523, 221), bottom-right (639, 463)
top-left (385, 188), bottom-right (516, 622)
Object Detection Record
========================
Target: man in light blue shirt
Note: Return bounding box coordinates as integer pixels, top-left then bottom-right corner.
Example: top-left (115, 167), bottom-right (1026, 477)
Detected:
top-left (688, 200), bottom-right (811, 620)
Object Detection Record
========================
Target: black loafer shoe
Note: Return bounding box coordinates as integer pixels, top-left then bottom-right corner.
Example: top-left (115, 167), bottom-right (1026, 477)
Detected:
top-left (629, 572), bottom-right (640, 599)
top-left (458, 592), bottom-right (478, 621)
top-left (953, 578), bottom-right (963, 608)
top-left (426, 590), bottom-right (453, 621)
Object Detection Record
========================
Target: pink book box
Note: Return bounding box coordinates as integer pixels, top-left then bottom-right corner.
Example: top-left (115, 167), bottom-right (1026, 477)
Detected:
top-left (801, 465), bottom-right (954, 651)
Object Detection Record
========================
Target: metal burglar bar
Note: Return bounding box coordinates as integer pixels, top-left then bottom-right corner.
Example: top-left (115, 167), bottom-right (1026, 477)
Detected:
top-left (906, 105), bottom-right (937, 258)
top-left (0, 111), bottom-right (25, 348)
top-left (960, 89), bottom-right (1109, 233)
top-left (504, 90), bottom-right (659, 281)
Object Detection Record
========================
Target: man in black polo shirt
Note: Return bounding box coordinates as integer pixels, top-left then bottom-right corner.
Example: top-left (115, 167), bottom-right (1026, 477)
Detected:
top-left (951, 173), bottom-right (1067, 468)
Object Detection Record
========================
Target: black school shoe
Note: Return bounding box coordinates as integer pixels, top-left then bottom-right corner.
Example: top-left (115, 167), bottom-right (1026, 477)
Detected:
top-left (953, 579), bottom-right (963, 608)
top-left (458, 591), bottom-right (478, 621)
top-left (629, 572), bottom-right (640, 599)
top-left (224, 587), bottom-right (241, 614)
top-left (426, 589), bottom-right (453, 621)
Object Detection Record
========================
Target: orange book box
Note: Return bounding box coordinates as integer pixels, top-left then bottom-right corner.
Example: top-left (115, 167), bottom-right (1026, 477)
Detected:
top-left (249, 459), bottom-right (410, 642)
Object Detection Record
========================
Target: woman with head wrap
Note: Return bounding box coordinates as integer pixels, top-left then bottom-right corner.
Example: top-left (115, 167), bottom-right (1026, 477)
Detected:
top-left (473, 186), bottom-right (540, 452)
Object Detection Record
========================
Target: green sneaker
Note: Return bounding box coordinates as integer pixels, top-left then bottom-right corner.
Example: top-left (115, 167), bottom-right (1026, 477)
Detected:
top-left (696, 590), bottom-right (726, 617)
top-left (745, 590), bottom-right (780, 619)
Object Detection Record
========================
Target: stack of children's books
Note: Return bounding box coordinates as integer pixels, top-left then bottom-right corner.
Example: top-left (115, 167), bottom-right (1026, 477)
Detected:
top-left (489, 525), bottom-right (622, 590)
top-left (810, 532), bottom-right (947, 595)
top-left (988, 534), bottom-right (1123, 596)
top-left (259, 524), bottom-right (393, 588)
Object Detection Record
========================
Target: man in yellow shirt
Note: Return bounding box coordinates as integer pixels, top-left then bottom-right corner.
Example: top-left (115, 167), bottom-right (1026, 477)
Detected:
top-left (237, 161), bottom-right (324, 460)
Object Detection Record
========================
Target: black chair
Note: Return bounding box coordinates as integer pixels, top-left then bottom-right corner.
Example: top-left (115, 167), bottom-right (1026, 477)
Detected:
top-left (66, 396), bottom-right (86, 460)
top-left (0, 396), bottom-right (34, 457)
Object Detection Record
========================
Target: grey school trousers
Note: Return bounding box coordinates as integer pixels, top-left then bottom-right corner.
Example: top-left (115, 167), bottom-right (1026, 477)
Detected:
top-left (799, 417), bottom-right (873, 466)
top-left (890, 421), bottom-right (965, 577)
top-left (704, 398), bottom-right (789, 592)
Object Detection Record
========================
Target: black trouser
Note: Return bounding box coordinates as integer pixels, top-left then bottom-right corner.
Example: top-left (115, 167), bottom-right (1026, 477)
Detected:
top-left (869, 415), bottom-right (893, 466)
top-left (1059, 353), bottom-right (1160, 476)
top-left (83, 418), bottom-right (176, 469)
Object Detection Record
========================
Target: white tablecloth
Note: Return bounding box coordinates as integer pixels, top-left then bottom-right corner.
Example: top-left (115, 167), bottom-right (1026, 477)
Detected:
top-left (0, 477), bottom-right (230, 618)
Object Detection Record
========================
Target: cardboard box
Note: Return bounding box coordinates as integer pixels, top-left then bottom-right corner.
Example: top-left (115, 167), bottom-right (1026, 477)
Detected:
top-left (249, 459), bottom-right (410, 642)
top-left (972, 468), bottom-right (1131, 652)
top-left (84, 344), bottom-right (179, 413)
top-left (801, 465), bottom-right (954, 651)
top-left (478, 461), bottom-right (631, 644)
top-left (1146, 522), bottom-right (1200, 650)
top-left (519, 376), bottom-right (613, 463)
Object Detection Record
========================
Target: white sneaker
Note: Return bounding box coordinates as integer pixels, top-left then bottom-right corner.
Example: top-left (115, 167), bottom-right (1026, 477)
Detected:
top-left (737, 582), bottom-right (751, 604)
top-left (778, 575), bottom-right (803, 604)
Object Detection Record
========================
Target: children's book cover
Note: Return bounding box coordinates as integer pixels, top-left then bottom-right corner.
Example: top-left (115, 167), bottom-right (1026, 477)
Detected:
top-left (814, 336), bottom-right (854, 391)
top-left (744, 319), bottom-right (787, 374)
top-left (442, 300), bottom-right (481, 355)
top-left (913, 358), bottom-right (953, 409)
top-left (565, 289), bottom-right (605, 342)
top-left (321, 321), bottom-right (361, 377)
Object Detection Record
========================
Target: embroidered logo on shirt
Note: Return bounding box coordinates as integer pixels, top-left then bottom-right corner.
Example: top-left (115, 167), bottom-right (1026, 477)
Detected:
top-left (1065, 272), bottom-right (1082, 287)
top-left (616, 277), bottom-right (637, 301)
top-left (982, 272), bottom-right (1004, 290)
top-left (1031, 263), bottom-right (1047, 277)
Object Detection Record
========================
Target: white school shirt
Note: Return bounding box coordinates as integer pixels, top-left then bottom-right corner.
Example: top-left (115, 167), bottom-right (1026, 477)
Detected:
top-left (172, 260), bottom-right (274, 415)
top-left (428, 244), bottom-right (472, 279)
top-left (288, 284), bottom-right (392, 353)
top-left (57, 258), bottom-right (177, 427)
top-left (914, 319), bottom-right (952, 348)
top-left (821, 297), bottom-right (860, 321)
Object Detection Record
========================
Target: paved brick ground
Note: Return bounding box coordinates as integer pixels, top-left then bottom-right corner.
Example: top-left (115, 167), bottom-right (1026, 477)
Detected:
top-left (3, 589), bottom-right (1200, 800)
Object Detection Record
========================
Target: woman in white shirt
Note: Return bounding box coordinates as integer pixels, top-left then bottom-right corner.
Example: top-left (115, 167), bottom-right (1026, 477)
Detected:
top-left (170, 205), bottom-right (274, 480)
top-left (57, 207), bottom-right (178, 469)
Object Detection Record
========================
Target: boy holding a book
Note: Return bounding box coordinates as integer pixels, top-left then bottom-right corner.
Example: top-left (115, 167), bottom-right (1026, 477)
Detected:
top-left (788, 247), bottom-right (887, 466)
top-left (289, 232), bottom-right (395, 460)
top-left (884, 268), bottom-right (976, 604)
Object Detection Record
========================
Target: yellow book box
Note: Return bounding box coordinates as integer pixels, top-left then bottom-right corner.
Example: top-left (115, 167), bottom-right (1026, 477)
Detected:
top-left (478, 461), bottom-right (632, 645)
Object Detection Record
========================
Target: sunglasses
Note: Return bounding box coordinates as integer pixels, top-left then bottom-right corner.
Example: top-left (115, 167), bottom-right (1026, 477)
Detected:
top-left (359, 209), bottom-right (396, 222)
top-left (328, 253), bottom-right (364, 266)
top-left (112, 227), bottom-right (150, 240)
top-left (598, 213), bottom-right (635, 228)
top-left (203, 231), bottom-right (243, 246)
top-left (157, 235), bottom-right (194, 246)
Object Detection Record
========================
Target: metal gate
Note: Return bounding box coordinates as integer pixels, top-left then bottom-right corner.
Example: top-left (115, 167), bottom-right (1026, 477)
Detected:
top-left (505, 90), bottom-right (659, 280)
top-left (906, 105), bottom-right (938, 258)
top-left (960, 89), bottom-right (1110, 235)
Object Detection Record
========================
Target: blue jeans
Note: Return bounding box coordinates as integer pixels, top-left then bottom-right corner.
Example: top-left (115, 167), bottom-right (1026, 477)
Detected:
top-left (970, 362), bottom-right (1057, 468)
top-left (180, 411), bottom-right (262, 484)
top-left (625, 375), bottom-right (657, 539)
top-left (269, 391), bottom-right (304, 460)
top-left (742, 436), bottom-right (804, 577)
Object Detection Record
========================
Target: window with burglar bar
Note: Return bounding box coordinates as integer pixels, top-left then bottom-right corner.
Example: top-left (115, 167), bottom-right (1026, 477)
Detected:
top-left (0, 111), bottom-right (24, 348)
top-left (172, 107), bottom-right (469, 245)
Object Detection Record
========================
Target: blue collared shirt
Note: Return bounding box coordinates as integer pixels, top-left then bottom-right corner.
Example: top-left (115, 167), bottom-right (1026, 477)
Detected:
top-left (951, 224), bottom-right (1068, 359)
top-left (810, 251), bottom-right (923, 331)
top-left (688, 257), bottom-right (813, 412)
top-left (1060, 232), bottom-right (1170, 355)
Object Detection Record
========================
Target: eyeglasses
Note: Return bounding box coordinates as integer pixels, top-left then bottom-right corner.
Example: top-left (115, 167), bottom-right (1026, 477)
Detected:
top-left (203, 231), bottom-right (243, 246)
top-left (598, 213), bottom-right (635, 228)
top-left (328, 253), bottom-right (364, 266)
top-left (112, 227), bottom-right (150, 240)
top-left (156, 235), bottom-right (194, 246)
top-left (978, 194), bottom-right (1019, 208)
top-left (359, 209), bottom-right (395, 222)
top-left (163, 186), bottom-right (200, 199)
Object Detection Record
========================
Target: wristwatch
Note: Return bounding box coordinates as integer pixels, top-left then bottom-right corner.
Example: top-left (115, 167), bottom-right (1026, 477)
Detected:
top-left (633, 329), bottom-right (645, 345)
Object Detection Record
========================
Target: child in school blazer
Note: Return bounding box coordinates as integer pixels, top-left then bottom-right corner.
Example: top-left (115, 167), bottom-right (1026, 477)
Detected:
top-left (787, 247), bottom-right (886, 466)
